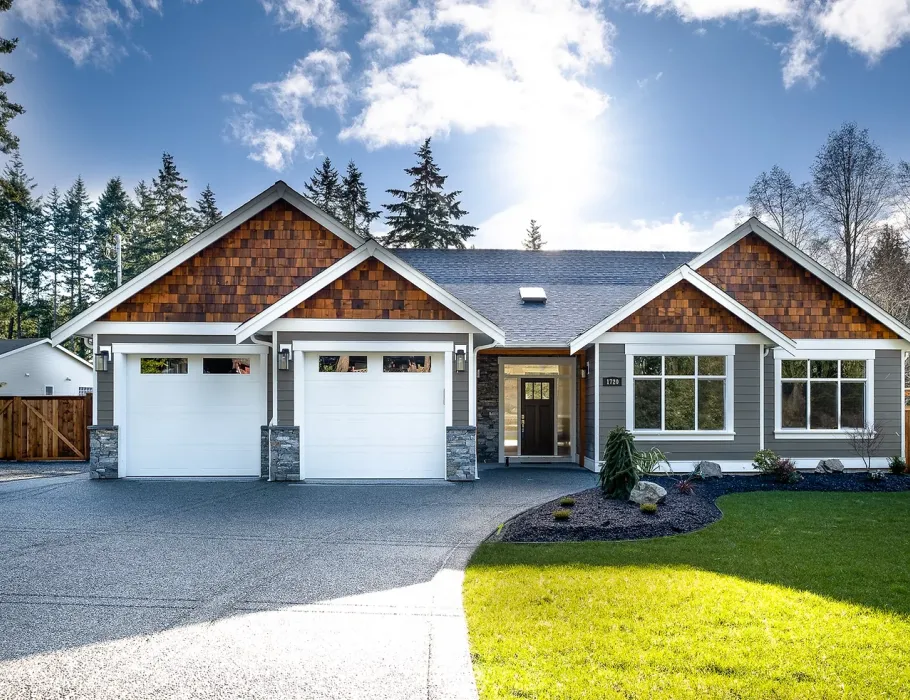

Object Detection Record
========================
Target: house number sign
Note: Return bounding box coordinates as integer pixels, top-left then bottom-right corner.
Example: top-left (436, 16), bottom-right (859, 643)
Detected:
top-left (602, 377), bottom-right (622, 387)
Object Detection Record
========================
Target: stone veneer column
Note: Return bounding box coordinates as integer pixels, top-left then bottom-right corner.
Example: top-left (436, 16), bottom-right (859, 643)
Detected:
top-left (260, 426), bottom-right (301, 481)
top-left (446, 426), bottom-right (477, 481)
top-left (476, 355), bottom-right (499, 463)
top-left (88, 426), bottom-right (119, 479)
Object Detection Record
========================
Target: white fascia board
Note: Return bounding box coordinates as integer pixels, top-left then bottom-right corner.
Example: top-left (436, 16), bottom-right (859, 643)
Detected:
top-left (53, 343), bottom-right (93, 368)
top-left (689, 217), bottom-right (910, 343)
top-left (50, 180), bottom-right (365, 346)
top-left (782, 338), bottom-right (910, 350)
top-left (569, 269), bottom-right (687, 354)
top-left (772, 347), bottom-right (876, 360)
top-left (679, 267), bottom-right (796, 351)
top-left (601, 332), bottom-right (765, 345)
top-left (237, 241), bottom-right (506, 344)
top-left (568, 266), bottom-right (796, 354)
top-left (85, 322), bottom-right (238, 336)
top-left (0, 338), bottom-right (48, 360)
top-left (624, 343), bottom-right (736, 356)
top-left (292, 340), bottom-right (454, 353)
top-left (260, 319), bottom-right (477, 334)
top-left (112, 343), bottom-right (269, 356)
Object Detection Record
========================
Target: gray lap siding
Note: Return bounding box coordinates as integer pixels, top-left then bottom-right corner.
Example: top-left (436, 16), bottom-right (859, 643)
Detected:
top-left (585, 345), bottom-right (595, 460)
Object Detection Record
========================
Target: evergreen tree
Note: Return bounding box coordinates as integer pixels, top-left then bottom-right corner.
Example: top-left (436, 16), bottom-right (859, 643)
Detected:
top-left (45, 186), bottom-right (66, 330)
top-left (0, 154), bottom-right (41, 337)
top-left (383, 138), bottom-right (476, 249)
top-left (61, 177), bottom-right (93, 319)
top-left (152, 152), bottom-right (193, 257)
top-left (522, 219), bottom-right (545, 251)
top-left (862, 225), bottom-right (910, 324)
top-left (92, 177), bottom-right (133, 297)
top-left (305, 157), bottom-right (341, 217)
top-left (0, 0), bottom-right (24, 155)
top-left (193, 184), bottom-right (221, 232)
top-left (340, 161), bottom-right (379, 238)
top-left (125, 180), bottom-right (157, 281)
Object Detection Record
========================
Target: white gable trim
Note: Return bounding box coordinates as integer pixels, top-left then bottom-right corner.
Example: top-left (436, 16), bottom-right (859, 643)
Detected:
top-left (235, 240), bottom-right (506, 344)
top-left (0, 338), bottom-right (92, 368)
top-left (50, 181), bottom-right (365, 345)
top-left (569, 266), bottom-right (796, 354)
top-left (688, 217), bottom-right (910, 342)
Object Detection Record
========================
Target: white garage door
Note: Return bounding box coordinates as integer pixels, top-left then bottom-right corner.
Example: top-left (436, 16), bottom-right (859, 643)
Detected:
top-left (303, 352), bottom-right (445, 479)
top-left (124, 354), bottom-right (265, 477)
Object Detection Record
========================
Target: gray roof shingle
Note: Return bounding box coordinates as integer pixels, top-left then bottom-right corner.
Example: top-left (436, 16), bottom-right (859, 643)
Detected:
top-left (0, 338), bottom-right (45, 356)
top-left (394, 249), bottom-right (697, 345)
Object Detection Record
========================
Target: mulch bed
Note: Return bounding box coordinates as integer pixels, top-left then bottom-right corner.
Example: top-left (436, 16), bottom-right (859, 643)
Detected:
top-left (497, 473), bottom-right (910, 543)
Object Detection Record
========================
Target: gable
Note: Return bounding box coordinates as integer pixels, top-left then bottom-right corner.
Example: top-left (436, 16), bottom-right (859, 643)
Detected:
top-left (698, 233), bottom-right (898, 340)
top-left (612, 280), bottom-right (755, 334)
top-left (285, 258), bottom-right (461, 320)
top-left (102, 200), bottom-right (354, 323)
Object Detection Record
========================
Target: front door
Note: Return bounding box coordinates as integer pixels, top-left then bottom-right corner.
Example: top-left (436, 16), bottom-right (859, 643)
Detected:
top-left (520, 379), bottom-right (555, 456)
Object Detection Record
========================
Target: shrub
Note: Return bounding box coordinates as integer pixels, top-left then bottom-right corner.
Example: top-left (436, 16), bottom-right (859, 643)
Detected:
top-left (633, 447), bottom-right (670, 476)
top-left (752, 449), bottom-right (780, 474)
top-left (773, 457), bottom-right (803, 484)
top-left (867, 470), bottom-right (885, 482)
top-left (888, 456), bottom-right (907, 475)
top-left (599, 426), bottom-right (640, 499)
top-left (553, 509), bottom-right (571, 521)
top-left (675, 478), bottom-right (696, 495)
top-left (559, 496), bottom-right (576, 507)
top-left (639, 503), bottom-right (658, 515)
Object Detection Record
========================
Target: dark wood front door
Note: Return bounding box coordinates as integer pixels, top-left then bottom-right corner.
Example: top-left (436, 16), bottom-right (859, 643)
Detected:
top-left (521, 379), bottom-right (555, 456)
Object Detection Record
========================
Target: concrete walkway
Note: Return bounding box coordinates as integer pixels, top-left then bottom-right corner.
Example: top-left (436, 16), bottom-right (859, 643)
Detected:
top-left (0, 466), bottom-right (594, 700)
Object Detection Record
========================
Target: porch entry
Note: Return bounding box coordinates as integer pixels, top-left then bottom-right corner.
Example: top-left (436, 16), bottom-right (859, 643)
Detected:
top-left (500, 358), bottom-right (574, 462)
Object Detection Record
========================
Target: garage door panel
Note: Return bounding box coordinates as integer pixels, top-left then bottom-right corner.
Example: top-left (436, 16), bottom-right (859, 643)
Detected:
top-left (303, 352), bottom-right (446, 479)
top-left (125, 354), bottom-right (263, 477)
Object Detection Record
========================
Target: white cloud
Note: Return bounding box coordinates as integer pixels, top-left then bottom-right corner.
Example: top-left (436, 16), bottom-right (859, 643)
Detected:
top-left (816, 0), bottom-right (910, 59)
top-left (473, 202), bottom-right (744, 250)
top-left (259, 0), bottom-right (345, 40)
top-left (636, 0), bottom-right (797, 21)
top-left (13, 0), bottom-right (66, 28)
top-left (782, 28), bottom-right (820, 88)
top-left (342, 0), bottom-right (614, 147)
top-left (360, 0), bottom-right (433, 59)
top-left (229, 50), bottom-right (350, 170)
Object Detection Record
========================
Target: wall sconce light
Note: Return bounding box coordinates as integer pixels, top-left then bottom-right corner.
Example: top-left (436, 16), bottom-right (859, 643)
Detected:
top-left (278, 348), bottom-right (291, 371)
top-left (94, 350), bottom-right (109, 372)
top-left (580, 367), bottom-right (586, 379)
top-left (455, 347), bottom-right (466, 373)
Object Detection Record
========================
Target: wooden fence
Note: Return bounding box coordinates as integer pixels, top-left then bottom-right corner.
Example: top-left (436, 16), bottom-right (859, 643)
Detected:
top-left (0, 395), bottom-right (92, 461)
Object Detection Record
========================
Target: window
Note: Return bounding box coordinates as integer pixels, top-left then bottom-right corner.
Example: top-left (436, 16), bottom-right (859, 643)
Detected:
top-left (383, 356), bottom-right (431, 373)
top-left (78, 386), bottom-right (92, 396)
top-left (779, 359), bottom-right (867, 431)
top-left (203, 357), bottom-right (251, 375)
top-left (140, 358), bottom-right (188, 375)
top-left (44, 385), bottom-right (54, 396)
top-left (631, 355), bottom-right (728, 433)
top-left (318, 355), bottom-right (368, 373)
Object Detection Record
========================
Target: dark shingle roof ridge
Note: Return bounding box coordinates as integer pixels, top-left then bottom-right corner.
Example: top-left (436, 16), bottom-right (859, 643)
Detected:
top-left (395, 248), bottom-right (698, 255)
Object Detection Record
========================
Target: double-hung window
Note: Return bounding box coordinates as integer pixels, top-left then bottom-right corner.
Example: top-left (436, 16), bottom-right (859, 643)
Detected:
top-left (777, 356), bottom-right (871, 434)
top-left (627, 351), bottom-right (733, 438)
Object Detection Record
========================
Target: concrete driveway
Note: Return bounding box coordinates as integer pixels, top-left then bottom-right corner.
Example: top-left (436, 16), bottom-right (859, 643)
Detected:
top-left (0, 466), bottom-right (594, 700)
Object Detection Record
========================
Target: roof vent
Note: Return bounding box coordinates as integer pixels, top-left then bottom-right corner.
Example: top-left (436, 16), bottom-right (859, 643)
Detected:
top-left (519, 287), bottom-right (547, 303)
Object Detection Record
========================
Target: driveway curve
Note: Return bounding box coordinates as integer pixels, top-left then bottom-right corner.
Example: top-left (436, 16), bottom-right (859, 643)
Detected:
top-left (0, 466), bottom-right (594, 700)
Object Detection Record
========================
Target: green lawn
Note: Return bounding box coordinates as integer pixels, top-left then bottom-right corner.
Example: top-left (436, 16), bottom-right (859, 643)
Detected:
top-left (464, 492), bottom-right (910, 700)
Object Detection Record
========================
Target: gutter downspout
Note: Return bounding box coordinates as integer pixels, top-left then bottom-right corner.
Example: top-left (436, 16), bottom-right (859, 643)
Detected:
top-left (251, 333), bottom-right (276, 481)
top-left (473, 339), bottom-right (500, 478)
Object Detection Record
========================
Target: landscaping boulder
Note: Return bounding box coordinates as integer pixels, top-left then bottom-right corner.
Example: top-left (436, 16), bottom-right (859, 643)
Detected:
top-left (696, 461), bottom-right (723, 479)
top-left (815, 458), bottom-right (845, 474)
top-left (629, 481), bottom-right (667, 506)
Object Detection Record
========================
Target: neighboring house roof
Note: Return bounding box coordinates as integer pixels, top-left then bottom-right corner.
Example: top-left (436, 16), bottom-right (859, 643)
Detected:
top-left (395, 249), bottom-right (695, 345)
top-left (0, 338), bottom-right (92, 367)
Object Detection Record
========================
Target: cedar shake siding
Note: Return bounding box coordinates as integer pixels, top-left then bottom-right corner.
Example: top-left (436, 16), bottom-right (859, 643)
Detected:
top-left (698, 233), bottom-right (898, 339)
top-left (102, 200), bottom-right (354, 323)
top-left (612, 280), bottom-right (755, 334)
top-left (285, 258), bottom-right (461, 321)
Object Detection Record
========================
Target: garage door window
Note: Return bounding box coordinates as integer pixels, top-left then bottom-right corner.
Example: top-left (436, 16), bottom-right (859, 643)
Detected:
top-left (140, 358), bottom-right (188, 374)
top-left (383, 356), bottom-right (432, 373)
top-left (319, 355), bottom-right (368, 373)
top-left (203, 357), bottom-right (251, 374)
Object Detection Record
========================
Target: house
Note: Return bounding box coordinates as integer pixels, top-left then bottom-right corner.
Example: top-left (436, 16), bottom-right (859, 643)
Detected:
top-left (0, 338), bottom-right (93, 397)
top-left (50, 181), bottom-right (910, 480)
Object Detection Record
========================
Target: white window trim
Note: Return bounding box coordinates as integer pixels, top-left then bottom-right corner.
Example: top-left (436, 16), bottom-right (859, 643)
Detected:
top-left (624, 349), bottom-right (735, 440)
top-left (497, 356), bottom-right (577, 463)
top-left (772, 349), bottom-right (875, 439)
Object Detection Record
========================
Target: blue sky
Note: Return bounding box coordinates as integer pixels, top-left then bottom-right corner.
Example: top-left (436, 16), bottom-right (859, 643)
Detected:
top-left (4, 0), bottom-right (910, 251)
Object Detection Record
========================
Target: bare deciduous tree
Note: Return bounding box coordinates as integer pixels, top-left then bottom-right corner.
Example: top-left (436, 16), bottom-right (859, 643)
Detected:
top-left (846, 421), bottom-right (886, 472)
top-left (748, 165), bottom-right (817, 250)
top-left (896, 160), bottom-right (910, 231)
top-left (811, 122), bottom-right (893, 286)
